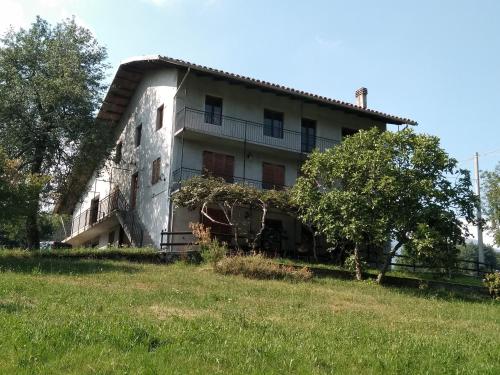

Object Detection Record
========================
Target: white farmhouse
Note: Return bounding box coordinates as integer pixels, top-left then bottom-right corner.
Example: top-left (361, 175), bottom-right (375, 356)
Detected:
top-left (55, 55), bottom-right (416, 254)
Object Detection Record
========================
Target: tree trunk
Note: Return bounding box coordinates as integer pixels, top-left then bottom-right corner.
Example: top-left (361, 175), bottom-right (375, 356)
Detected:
top-left (252, 201), bottom-right (267, 253)
top-left (26, 154), bottom-right (43, 249)
top-left (26, 202), bottom-right (40, 249)
top-left (376, 242), bottom-right (403, 284)
top-left (312, 232), bottom-right (318, 262)
top-left (354, 243), bottom-right (363, 281)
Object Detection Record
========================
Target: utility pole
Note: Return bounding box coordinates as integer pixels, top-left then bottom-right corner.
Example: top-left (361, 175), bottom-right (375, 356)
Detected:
top-left (474, 152), bottom-right (485, 267)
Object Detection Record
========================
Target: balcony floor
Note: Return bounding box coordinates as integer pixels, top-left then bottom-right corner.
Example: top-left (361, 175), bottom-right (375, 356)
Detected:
top-left (64, 215), bottom-right (119, 247)
top-left (175, 126), bottom-right (305, 160)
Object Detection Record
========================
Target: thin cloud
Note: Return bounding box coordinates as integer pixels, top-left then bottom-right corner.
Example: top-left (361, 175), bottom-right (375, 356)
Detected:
top-left (142, 0), bottom-right (178, 7)
top-left (315, 35), bottom-right (342, 49)
top-left (0, 0), bottom-right (29, 34)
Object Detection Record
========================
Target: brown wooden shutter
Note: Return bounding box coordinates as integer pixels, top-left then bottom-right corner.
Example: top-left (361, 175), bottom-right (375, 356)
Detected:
top-left (274, 164), bottom-right (285, 188)
top-left (214, 152), bottom-right (225, 177)
top-left (151, 158), bottom-right (161, 185)
top-left (203, 151), bottom-right (233, 181)
top-left (203, 151), bottom-right (214, 176)
top-left (262, 162), bottom-right (285, 189)
top-left (262, 163), bottom-right (273, 189)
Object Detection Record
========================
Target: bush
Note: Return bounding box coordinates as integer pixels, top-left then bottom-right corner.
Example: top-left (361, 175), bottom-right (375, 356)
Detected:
top-left (214, 254), bottom-right (313, 282)
top-left (484, 272), bottom-right (500, 300)
top-left (190, 223), bottom-right (227, 266)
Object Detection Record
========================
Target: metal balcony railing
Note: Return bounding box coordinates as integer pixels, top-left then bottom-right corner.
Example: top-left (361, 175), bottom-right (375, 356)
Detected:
top-left (70, 190), bottom-right (121, 237)
top-left (68, 189), bottom-right (145, 245)
top-left (175, 107), bottom-right (340, 154)
top-left (171, 167), bottom-right (288, 191)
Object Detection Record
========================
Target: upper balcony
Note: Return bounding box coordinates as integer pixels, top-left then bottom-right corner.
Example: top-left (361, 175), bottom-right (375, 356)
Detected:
top-left (174, 107), bottom-right (340, 154)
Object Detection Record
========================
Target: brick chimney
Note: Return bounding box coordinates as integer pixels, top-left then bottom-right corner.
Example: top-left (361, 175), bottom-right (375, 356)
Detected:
top-left (355, 87), bottom-right (368, 109)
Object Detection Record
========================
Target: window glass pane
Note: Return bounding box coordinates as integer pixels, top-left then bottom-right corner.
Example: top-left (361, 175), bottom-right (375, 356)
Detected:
top-left (264, 110), bottom-right (283, 138)
top-left (205, 96), bottom-right (223, 125)
top-left (135, 125), bottom-right (142, 147)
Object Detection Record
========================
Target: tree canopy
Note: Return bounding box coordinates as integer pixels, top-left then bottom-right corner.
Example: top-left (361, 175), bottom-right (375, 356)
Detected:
top-left (0, 16), bottom-right (110, 248)
top-left (292, 128), bottom-right (477, 282)
top-left (0, 147), bottom-right (45, 225)
top-left (482, 163), bottom-right (500, 246)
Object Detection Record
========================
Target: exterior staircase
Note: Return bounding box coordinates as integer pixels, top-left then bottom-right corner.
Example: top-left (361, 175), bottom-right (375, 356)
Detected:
top-left (113, 190), bottom-right (155, 247)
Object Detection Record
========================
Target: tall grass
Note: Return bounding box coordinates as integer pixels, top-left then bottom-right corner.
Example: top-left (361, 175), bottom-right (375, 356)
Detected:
top-left (0, 249), bottom-right (499, 374)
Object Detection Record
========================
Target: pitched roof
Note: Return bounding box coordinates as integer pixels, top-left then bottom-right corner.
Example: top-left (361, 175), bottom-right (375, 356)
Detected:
top-left (97, 55), bottom-right (417, 126)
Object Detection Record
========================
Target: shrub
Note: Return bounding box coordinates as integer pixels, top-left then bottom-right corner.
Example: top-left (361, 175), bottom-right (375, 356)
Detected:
top-left (343, 254), bottom-right (367, 273)
top-left (190, 223), bottom-right (227, 266)
top-left (214, 254), bottom-right (312, 282)
top-left (484, 272), bottom-right (500, 300)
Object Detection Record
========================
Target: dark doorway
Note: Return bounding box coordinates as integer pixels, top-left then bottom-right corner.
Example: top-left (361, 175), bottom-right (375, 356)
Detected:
top-left (205, 96), bottom-right (223, 125)
top-left (89, 196), bottom-right (99, 225)
top-left (130, 172), bottom-right (139, 209)
top-left (301, 118), bottom-right (316, 153)
top-left (118, 226), bottom-right (130, 246)
top-left (261, 219), bottom-right (283, 254)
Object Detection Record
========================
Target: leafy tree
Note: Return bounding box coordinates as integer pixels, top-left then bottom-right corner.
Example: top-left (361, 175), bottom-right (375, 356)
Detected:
top-left (482, 163), bottom-right (500, 246)
top-left (0, 146), bottom-right (48, 247)
top-left (458, 242), bottom-right (499, 270)
top-left (172, 176), bottom-right (293, 251)
top-left (0, 17), bottom-right (110, 248)
top-left (292, 128), bottom-right (477, 283)
top-left (0, 147), bottom-right (46, 225)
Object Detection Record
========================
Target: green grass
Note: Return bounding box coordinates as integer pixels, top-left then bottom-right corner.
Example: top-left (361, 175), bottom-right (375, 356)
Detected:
top-left (276, 257), bottom-right (486, 287)
top-left (0, 249), bottom-right (499, 374)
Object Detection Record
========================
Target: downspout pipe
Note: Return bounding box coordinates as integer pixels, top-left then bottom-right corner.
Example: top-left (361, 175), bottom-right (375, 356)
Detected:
top-left (167, 67), bottom-right (191, 237)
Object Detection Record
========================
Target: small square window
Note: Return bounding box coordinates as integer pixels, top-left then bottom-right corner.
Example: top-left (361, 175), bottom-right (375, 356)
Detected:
top-left (156, 105), bottom-right (164, 130)
top-left (151, 157), bottom-right (161, 185)
top-left (135, 124), bottom-right (142, 147)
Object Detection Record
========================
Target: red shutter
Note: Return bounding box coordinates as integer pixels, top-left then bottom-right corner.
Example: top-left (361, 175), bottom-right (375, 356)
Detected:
top-left (274, 164), bottom-right (285, 188)
top-left (262, 162), bottom-right (285, 189)
top-left (214, 152), bottom-right (225, 177)
top-left (203, 151), bottom-right (233, 182)
top-left (203, 151), bottom-right (214, 176)
top-left (262, 163), bottom-right (273, 185)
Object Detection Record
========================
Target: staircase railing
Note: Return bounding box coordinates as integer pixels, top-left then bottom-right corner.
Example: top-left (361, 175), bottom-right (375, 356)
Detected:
top-left (113, 190), bottom-right (145, 247)
top-left (68, 189), bottom-right (149, 247)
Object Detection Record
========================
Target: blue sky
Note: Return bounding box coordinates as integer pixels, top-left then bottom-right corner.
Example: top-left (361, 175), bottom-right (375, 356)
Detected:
top-left (2, 0), bottom-right (499, 172)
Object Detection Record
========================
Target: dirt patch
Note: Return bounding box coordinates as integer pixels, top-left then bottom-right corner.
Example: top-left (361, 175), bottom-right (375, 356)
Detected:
top-left (45, 276), bottom-right (159, 292)
top-left (146, 304), bottom-right (213, 320)
top-left (0, 295), bottom-right (37, 312)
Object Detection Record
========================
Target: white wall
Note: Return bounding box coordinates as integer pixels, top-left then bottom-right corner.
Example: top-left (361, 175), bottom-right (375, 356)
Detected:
top-left (71, 68), bottom-right (178, 247)
top-left (178, 74), bottom-right (386, 142)
top-left (70, 67), bottom-right (391, 249)
top-left (176, 139), bottom-right (299, 187)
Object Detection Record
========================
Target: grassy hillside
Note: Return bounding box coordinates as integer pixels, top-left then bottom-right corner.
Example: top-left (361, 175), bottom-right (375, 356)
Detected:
top-left (0, 250), bottom-right (499, 374)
